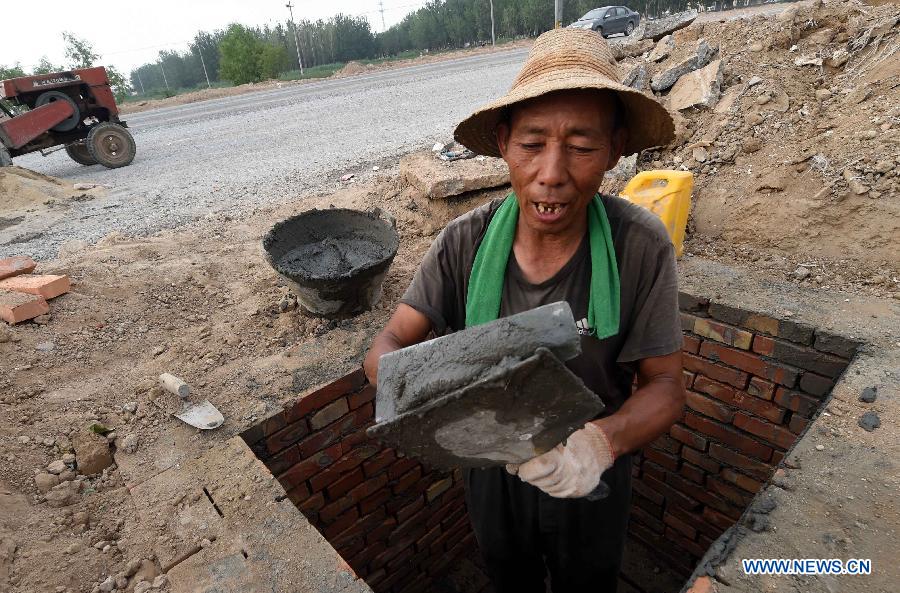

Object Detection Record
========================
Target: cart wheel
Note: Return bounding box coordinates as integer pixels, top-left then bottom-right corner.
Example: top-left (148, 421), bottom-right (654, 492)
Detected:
top-left (0, 145), bottom-right (11, 167)
top-left (36, 91), bottom-right (81, 132)
top-left (86, 123), bottom-right (136, 169)
top-left (65, 143), bottom-right (97, 166)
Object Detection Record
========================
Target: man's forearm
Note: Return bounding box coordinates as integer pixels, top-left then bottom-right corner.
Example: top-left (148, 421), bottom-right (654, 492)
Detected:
top-left (364, 331), bottom-right (404, 384)
top-left (593, 376), bottom-right (685, 459)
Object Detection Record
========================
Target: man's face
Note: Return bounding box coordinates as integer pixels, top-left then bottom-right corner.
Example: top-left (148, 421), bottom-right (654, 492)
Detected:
top-left (496, 90), bottom-right (626, 236)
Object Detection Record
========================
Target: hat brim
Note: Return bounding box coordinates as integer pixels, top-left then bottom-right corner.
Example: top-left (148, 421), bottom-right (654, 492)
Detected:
top-left (453, 73), bottom-right (675, 158)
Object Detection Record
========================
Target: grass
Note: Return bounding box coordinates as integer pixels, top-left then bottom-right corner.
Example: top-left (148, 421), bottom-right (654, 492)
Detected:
top-left (278, 63), bottom-right (346, 81)
top-left (122, 81), bottom-right (231, 103)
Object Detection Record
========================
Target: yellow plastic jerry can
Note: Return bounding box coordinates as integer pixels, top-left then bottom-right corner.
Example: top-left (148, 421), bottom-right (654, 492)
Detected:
top-left (620, 170), bottom-right (693, 258)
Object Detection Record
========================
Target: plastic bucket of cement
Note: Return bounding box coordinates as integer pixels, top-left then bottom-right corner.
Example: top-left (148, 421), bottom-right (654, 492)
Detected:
top-left (263, 208), bottom-right (399, 317)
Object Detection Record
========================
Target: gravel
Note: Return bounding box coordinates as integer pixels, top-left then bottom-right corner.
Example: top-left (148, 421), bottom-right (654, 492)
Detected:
top-left (2, 49), bottom-right (527, 261)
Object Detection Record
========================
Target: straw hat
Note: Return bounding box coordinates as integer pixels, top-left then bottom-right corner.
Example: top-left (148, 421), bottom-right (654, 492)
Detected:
top-left (454, 28), bottom-right (674, 157)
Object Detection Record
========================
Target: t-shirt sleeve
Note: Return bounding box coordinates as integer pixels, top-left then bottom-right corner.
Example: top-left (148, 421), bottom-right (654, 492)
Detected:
top-left (399, 226), bottom-right (460, 335)
top-left (617, 237), bottom-right (682, 363)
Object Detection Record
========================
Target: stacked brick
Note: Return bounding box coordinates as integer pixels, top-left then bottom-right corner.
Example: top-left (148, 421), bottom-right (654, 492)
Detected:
top-left (628, 293), bottom-right (858, 575)
top-left (242, 369), bottom-right (475, 593)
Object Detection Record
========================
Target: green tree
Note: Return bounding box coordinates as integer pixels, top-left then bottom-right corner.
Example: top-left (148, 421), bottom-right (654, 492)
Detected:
top-left (62, 32), bottom-right (100, 68)
top-left (0, 63), bottom-right (26, 80)
top-left (219, 23), bottom-right (265, 84)
top-left (33, 57), bottom-right (66, 74)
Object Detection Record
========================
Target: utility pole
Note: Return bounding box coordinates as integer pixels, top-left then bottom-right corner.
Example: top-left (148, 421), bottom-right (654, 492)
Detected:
top-left (554, 0), bottom-right (563, 29)
top-left (159, 62), bottom-right (169, 91)
top-left (286, 1), bottom-right (305, 76)
top-left (489, 0), bottom-right (495, 46)
top-left (197, 48), bottom-right (212, 89)
top-left (378, 0), bottom-right (387, 32)
top-left (135, 70), bottom-right (145, 94)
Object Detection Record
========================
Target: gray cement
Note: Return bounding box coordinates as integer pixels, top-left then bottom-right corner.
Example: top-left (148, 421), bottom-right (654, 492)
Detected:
top-left (369, 347), bottom-right (604, 469)
top-left (370, 302), bottom-right (603, 469)
top-left (375, 301), bottom-right (582, 419)
top-left (263, 208), bottom-right (399, 317)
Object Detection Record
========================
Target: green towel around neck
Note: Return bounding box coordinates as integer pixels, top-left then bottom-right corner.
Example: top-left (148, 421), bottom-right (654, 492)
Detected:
top-left (465, 193), bottom-right (620, 339)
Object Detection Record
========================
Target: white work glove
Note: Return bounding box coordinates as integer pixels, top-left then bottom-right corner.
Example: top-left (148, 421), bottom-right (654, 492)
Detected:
top-left (507, 422), bottom-right (614, 498)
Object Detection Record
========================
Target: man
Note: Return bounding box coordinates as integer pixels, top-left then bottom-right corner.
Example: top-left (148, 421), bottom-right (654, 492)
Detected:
top-left (364, 28), bottom-right (685, 592)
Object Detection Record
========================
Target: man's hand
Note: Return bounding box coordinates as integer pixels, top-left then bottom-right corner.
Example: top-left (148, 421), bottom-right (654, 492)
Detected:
top-left (364, 304), bottom-right (432, 385)
top-left (509, 422), bottom-right (614, 498)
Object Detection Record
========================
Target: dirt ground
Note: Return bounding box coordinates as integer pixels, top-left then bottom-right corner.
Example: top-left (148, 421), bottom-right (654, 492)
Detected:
top-left (118, 40), bottom-right (533, 116)
top-left (1, 1), bottom-right (899, 591)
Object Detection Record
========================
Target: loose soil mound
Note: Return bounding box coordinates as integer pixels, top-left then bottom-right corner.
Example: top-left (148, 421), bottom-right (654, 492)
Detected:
top-left (333, 61), bottom-right (369, 78)
top-left (616, 0), bottom-right (899, 269)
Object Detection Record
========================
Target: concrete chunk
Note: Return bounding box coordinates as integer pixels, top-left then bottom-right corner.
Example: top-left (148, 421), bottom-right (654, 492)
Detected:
top-left (641, 10), bottom-right (699, 42)
top-left (669, 59), bottom-right (724, 111)
top-left (651, 39), bottom-right (717, 92)
top-left (649, 35), bottom-right (675, 62)
top-left (401, 151), bottom-right (509, 200)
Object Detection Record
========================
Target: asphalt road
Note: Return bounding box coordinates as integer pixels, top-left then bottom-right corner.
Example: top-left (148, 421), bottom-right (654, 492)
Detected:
top-left (3, 47), bottom-right (529, 260)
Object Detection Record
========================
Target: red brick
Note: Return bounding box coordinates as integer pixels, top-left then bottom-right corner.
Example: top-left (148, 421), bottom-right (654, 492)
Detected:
top-left (682, 371), bottom-right (696, 389)
top-left (664, 512), bottom-right (698, 540)
top-left (693, 376), bottom-right (737, 403)
top-left (425, 500), bottom-right (457, 528)
top-left (284, 369), bottom-right (366, 423)
top-left (644, 447), bottom-right (679, 471)
top-left (261, 413), bottom-right (287, 437)
top-left (348, 384), bottom-right (376, 410)
top-left (682, 446), bottom-right (719, 474)
top-left (664, 526), bottom-right (708, 559)
top-left (733, 413), bottom-right (796, 450)
top-left (707, 476), bottom-right (754, 507)
top-left (426, 477), bottom-right (453, 502)
top-left (670, 424), bottom-right (708, 451)
top-left (388, 457), bottom-right (419, 480)
top-left (702, 506), bottom-right (736, 532)
top-left (363, 448), bottom-right (396, 478)
top-left (311, 445), bottom-right (380, 492)
top-left (0, 256), bottom-right (36, 280)
top-left (771, 451), bottom-right (785, 466)
top-left (392, 466), bottom-right (423, 495)
top-left (686, 391), bottom-right (734, 423)
top-left (683, 335), bottom-right (702, 355)
top-left (681, 312), bottom-right (699, 332)
top-left (350, 540), bottom-right (386, 569)
top-left (799, 372), bottom-right (835, 397)
top-left (666, 506), bottom-right (719, 541)
top-left (683, 353), bottom-right (750, 389)
top-left (278, 443), bottom-right (342, 489)
top-left (707, 303), bottom-right (814, 345)
top-left (683, 412), bottom-right (773, 461)
top-left (652, 433), bottom-right (682, 454)
top-left (336, 403), bottom-right (375, 436)
top-left (319, 494), bottom-right (357, 524)
top-left (298, 491), bottom-right (325, 515)
top-left (747, 377), bottom-right (776, 400)
top-left (0, 290), bottom-right (49, 324)
top-left (707, 443), bottom-right (773, 480)
top-left (642, 460), bottom-right (667, 482)
top-left (327, 467), bottom-right (365, 499)
top-left (286, 483), bottom-right (310, 506)
top-left (348, 473), bottom-right (389, 504)
top-left (359, 488), bottom-right (392, 515)
top-left (643, 474), bottom-right (701, 511)
top-left (416, 523), bottom-right (443, 551)
top-left (633, 490), bottom-right (664, 517)
top-left (693, 318), bottom-right (753, 350)
top-left (340, 428), bottom-right (371, 455)
top-left (310, 398), bottom-right (350, 430)
top-left (753, 335), bottom-right (849, 378)
top-left (395, 496), bottom-right (426, 525)
top-left (720, 468), bottom-right (764, 494)
top-left (633, 479), bottom-right (665, 506)
top-left (0, 274), bottom-right (70, 299)
top-left (774, 388), bottom-right (821, 418)
top-left (298, 425), bottom-right (345, 458)
top-left (267, 444), bottom-right (300, 475)
top-left (789, 414), bottom-right (809, 434)
top-left (323, 507), bottom-right (360, 539)
top-left (266, 419), bottom-right (310, 455)
top-left (730, 391), bottom-right (786, 424)
top-left (699, 342), bottom-right (800, 387)
top-left (632, 506), bottom-right (665, 533)
top-left (366, 515), bottom-right (397, 544)
top-left (680, 463), bottom-right (706, 484)
top-left (331, 509), bottom-right (387, 550)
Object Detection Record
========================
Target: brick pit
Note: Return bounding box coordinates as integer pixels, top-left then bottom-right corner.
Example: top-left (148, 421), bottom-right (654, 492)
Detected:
top-left (241, 291), bottom-right (859, 593)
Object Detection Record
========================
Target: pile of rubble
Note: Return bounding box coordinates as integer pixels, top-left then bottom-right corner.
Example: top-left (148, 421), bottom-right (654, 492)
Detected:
top-left (612, 0), bottom-right (899, 275)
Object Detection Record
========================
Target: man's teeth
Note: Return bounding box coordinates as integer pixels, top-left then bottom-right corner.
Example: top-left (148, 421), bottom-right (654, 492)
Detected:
top-left (536, 203), bottom-right (561, 214)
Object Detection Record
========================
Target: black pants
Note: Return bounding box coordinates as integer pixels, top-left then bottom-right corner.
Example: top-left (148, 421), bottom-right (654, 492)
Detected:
top-left (464, 455), bottom-right (632, 593)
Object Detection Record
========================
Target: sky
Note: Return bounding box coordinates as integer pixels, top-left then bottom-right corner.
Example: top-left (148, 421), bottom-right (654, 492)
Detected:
top-left (0, 0), bottom-right (427, 74)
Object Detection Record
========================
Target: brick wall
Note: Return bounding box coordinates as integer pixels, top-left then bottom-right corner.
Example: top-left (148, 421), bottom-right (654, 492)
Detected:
top-left (241, 369), bottom-right (474, 593)
top-left (627, 294), bottom-right (859, 575)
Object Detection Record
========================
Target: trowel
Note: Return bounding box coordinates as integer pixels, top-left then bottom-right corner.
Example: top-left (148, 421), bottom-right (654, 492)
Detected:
top-left (174, 400), bottom-right (225, 430)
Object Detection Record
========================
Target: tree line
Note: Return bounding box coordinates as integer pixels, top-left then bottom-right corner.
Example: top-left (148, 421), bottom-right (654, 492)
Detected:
top-left (2, 1), bottom-right (778, 100)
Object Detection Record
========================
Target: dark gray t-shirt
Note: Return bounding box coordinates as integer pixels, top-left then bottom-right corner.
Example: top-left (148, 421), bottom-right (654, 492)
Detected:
top-left (400, 195), bottom-right (682, 414)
